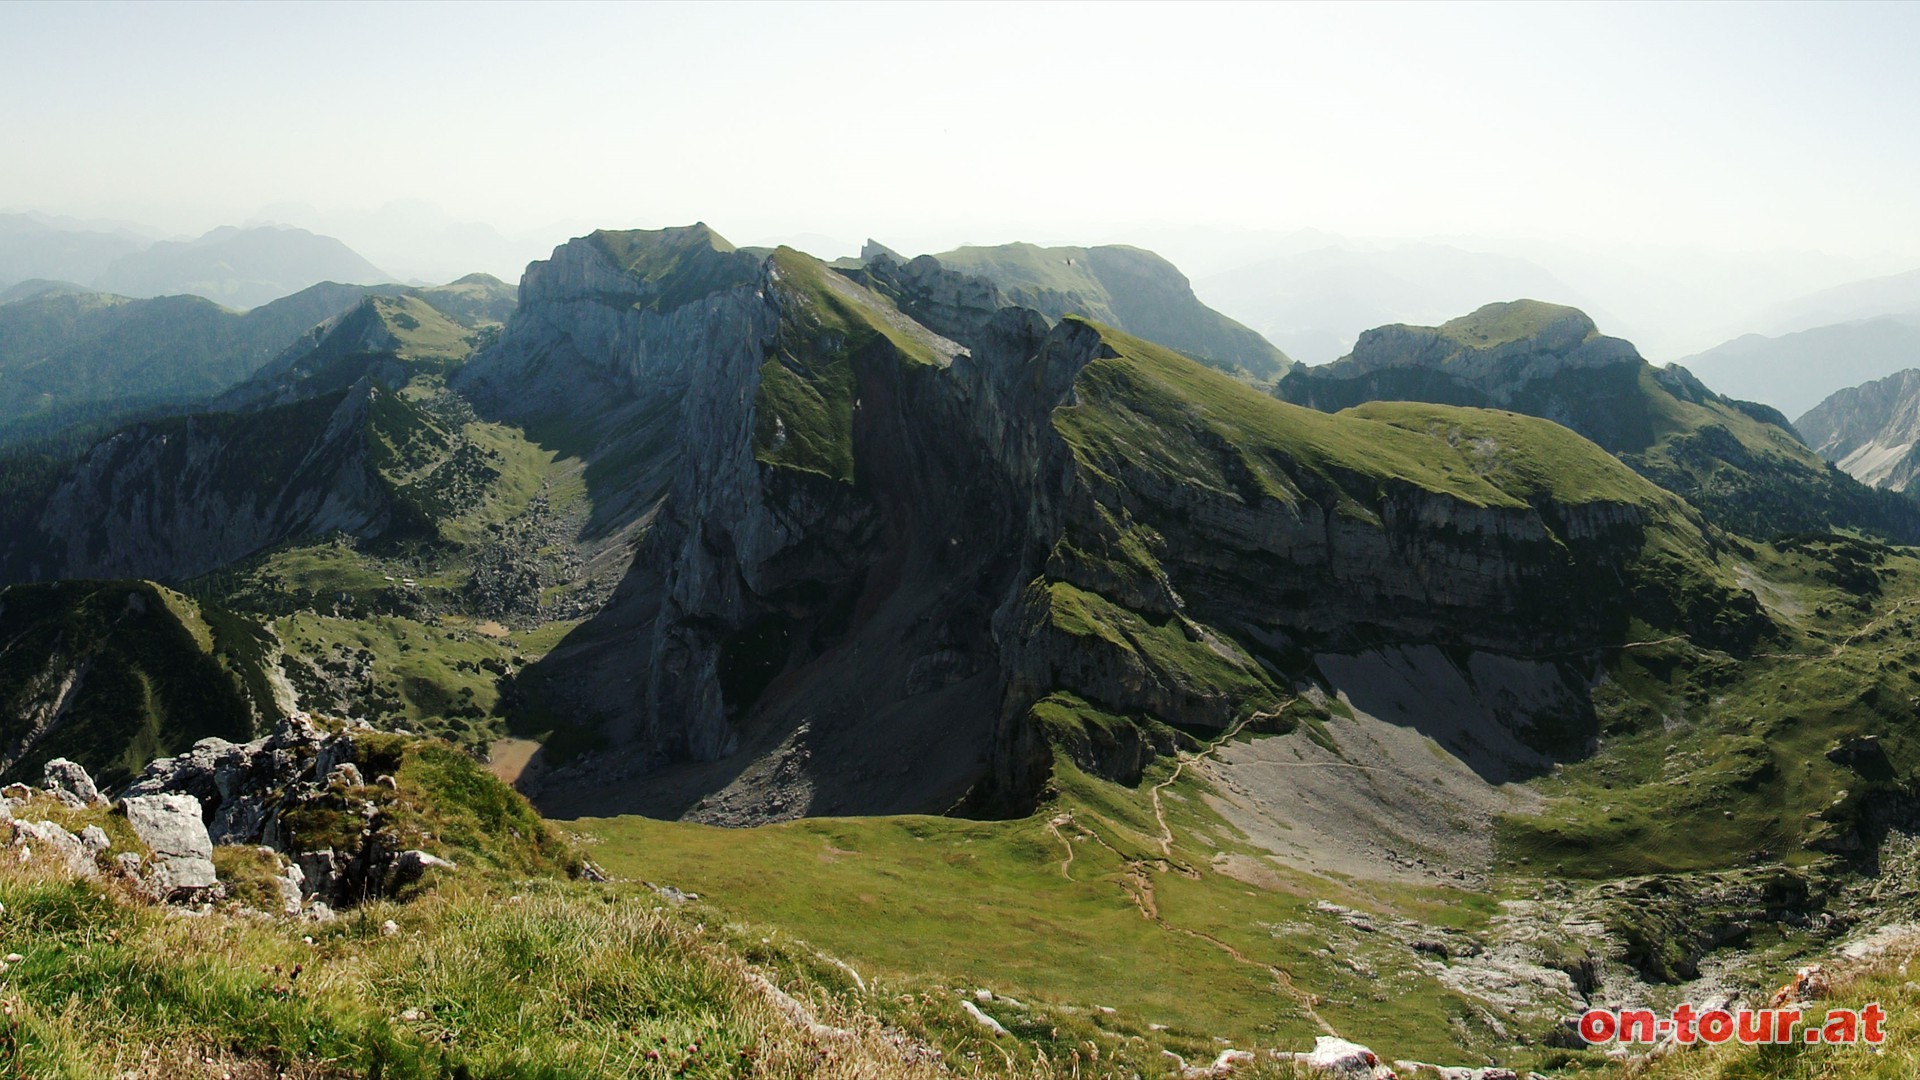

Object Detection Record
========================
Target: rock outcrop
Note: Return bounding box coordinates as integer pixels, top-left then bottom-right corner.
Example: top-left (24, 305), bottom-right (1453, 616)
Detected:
top-left (121, 793), bottom-right (218, 896)
top-left (119, 714), bottom-right (455, 906)
top-left (41, 758), bottom-right (106, 807)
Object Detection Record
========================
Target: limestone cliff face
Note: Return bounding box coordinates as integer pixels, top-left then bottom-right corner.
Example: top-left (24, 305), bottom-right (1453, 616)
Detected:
top-left (2, 380), bottom-right (408, 583)
top-left (511, 239), bottom-right (1023, 808)
top-left (433, 242), bottom-right (1754, 821)
top-left (1795, 368), bottom-right (1920, 492)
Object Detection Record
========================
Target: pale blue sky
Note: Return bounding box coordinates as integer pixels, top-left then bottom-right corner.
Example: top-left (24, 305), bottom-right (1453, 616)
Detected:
top-left (3, 0), bottom-right (1917, 262)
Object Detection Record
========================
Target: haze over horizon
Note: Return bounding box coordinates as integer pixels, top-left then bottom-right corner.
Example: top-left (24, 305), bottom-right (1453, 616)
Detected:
top-left (6, 0), bottom-right (1920, 361)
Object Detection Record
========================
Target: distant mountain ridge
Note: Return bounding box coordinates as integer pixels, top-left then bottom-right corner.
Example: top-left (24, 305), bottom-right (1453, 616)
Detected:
top-left (0, 280), bottom-right (386, 446)
top-left (0, 212), bottom-right (149, 288)
top-left (1276, 299), bottom-right (1920, 543)
top-left (1679, 314), bottom-right (1920, 420)
top-left (1751, 265), bottom-right (1920, 335)
top-left (95, 224), bottom-right (392, 310)
top-left (922, 240), bottom-right (1290, 379)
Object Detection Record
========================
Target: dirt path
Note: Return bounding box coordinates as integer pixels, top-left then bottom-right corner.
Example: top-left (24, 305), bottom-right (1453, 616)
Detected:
top-left (1149, 710), bottom-right (1266, 860)
top-left (1758, 595), bottom-right (1920, 662)
top-left (1053, 703), bottom-right (1342, 1039)
top-left (1045, 813), bottom-right (1076, 880)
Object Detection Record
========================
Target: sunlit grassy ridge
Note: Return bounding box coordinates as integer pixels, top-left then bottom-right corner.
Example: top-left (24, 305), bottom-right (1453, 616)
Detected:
top-left (576, 752), bottom-right (1525, 1069)
top-left (0, 869), bottom-right (975, 1079)
top-left (753, 247), bottom-right (944, 482)
top-left (1431, 298), bottom-right (1595, 352)
top-left (1058, 320), bottom-right (1677, 516)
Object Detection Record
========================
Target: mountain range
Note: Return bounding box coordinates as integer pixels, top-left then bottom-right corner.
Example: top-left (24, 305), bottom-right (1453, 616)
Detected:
top-left (4, 222), bottom-right (1920, 1074)
top-left (1678, 313), bottom-right (1920, 421)
top-left (0, 218), bottom-right (393, 311)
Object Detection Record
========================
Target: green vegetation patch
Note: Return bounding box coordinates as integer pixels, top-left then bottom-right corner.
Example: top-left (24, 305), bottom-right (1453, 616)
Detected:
top-left (752, 248), bottom-right (944, 482)
top-left (1432, 298), bottom-right (1594, 352)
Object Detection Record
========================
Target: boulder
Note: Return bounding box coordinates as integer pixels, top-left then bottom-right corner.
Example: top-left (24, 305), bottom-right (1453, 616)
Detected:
top-left (274, 859), bottom-right (306, 915)
top-left (391, 849), bottom-right (456, 890)
top-left (122, 794), bottom-right (217, 895)
top-left (41, 759), bottom-right (106, 807)
top-left (9, 819), bottom-right (98, 878)
top-left (1297, 1037), bottom-right (1395, 1080)
top-left (295, 849), bottom-right (342, 901)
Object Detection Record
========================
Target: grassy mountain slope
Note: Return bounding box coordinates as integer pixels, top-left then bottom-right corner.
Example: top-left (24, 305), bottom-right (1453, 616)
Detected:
top-left (1278, 300), bottom-right (1920, 543)
top-left (931, 241), bottom-right (1290, 378)
top-left (0, 581), bottom-right (277, 788)
top-left (1051, 317), bottom-right (1752, 652)
top-left (222, 293), bottom-right (482, 410)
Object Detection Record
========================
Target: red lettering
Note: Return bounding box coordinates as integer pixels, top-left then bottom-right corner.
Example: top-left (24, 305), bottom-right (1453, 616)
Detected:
top-left (1699, 1010), bottom-right (1735, 1045)
top-left (1578, 1010), bottom-right (1617, 1044)
top-left (1862, 1003), bottom-right (1886, 1045)
top-left (1823, 1010), bottom-right (1858, 1044)
top-left (1672, 1003), bottom-right (1698, 1045)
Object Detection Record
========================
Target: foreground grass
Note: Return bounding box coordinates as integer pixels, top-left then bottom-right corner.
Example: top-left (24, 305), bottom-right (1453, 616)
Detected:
top-left (0, 863), bottom-right (962, 1079)
top-left (576, 757), bottom-right (1511, 1068)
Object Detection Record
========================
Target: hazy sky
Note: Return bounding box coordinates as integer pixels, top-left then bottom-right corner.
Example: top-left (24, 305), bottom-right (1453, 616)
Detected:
top-left (4, 0), bottom-right (1919, 265)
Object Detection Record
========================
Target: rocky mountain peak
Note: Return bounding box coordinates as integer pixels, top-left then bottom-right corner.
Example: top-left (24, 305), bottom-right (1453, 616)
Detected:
top-left (1341, 298), bottom-right (1626, 381)
top-left (1795, 367), bottom-right (1920, 491)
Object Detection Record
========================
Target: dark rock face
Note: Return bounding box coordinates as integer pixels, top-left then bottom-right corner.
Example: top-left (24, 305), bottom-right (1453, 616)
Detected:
top-left (1, 379), bottom-right (416, 583)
